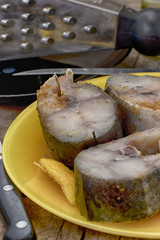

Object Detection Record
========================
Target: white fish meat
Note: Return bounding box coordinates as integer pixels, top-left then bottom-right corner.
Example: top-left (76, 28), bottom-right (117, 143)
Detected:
top-left (75, 127), bottom-right (160, 222)
top-left (105, 74), bottom-right (160, 135)
top-left (37, 69), bottom-right (122, 168)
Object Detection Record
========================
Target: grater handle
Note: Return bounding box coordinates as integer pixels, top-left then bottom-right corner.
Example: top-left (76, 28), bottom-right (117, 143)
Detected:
top-left (117, 6), bottom-right (160, 56)
top-left (131, 7), bottom-right (160, 56)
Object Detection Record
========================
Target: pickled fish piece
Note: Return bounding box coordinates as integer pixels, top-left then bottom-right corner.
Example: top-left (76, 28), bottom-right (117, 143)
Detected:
top-left (37, 69), bottom-right (122, 169)
top-left (105, 74), bottom-right (160, 135)
top-left (75, 127), bottom-right (160, 222)
top-left (35, 158), bottom-right (75, 205)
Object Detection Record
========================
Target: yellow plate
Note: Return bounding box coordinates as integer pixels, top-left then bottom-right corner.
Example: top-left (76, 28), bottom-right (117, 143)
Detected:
top-left (3, 74), bottom-right (160, 239)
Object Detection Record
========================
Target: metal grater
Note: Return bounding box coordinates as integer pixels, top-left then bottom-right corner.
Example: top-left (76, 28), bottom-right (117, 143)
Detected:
top-left (0, 0), bottom-right (131, 63)
top-left (0, 0), bottom-right (160, 67)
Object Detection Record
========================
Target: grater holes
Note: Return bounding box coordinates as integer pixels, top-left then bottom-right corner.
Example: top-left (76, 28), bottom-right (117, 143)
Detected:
top-left (62, 16), bottom-right (77, 25)
top-left (21, 27), bottom-right (34, 35)
top-left (83, 25), bottom-right (97, 34)
top-left (62, 31), bottom-right (76, 39)
top-left (40, 37), bottom-right (54, 45)
top-left (20, 41), bottom-right (33, 52)
top-left (42, 7), bottom-right (56, 16)
top-left (0, 3), bottom-right (15, 12)
top-left (21, 0), bottom-right (36, 7)
top-left (0, 19), bottom-right (15, 27)
top-left (0, 33), bottom-right (13, 41)
top-left (41, 22), bottom-right (55, 31)
top-left (21, 13), bottom-right (35, 21)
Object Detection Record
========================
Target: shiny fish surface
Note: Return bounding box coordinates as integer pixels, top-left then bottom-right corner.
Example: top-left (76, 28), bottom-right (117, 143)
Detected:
top-left (37, 69), bottom-right (122, 168)
top-left (105, 74), bottom-right (160, 135)
top-left (75, 127), bottom-right (160, 222)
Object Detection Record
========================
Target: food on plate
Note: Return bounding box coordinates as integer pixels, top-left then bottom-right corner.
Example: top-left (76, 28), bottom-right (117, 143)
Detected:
top-left (105, 74), bottom-right (160, 135)
top-left (37, 69), bottom-right (122, 169)
top-left (74, 127), bottom-right (160, 222)
top-left (36, 71), bottom-right (160, 223)
top-left (35, 158), bottom-right (75, 205)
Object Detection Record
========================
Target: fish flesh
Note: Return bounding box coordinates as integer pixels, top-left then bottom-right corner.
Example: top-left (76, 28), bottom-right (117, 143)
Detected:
top-left (37, 69), bottom-right (122, 169)
top-left (75, 127), bottom-right (160, 222)
top-left (105, 74), bottom-right (160, 135)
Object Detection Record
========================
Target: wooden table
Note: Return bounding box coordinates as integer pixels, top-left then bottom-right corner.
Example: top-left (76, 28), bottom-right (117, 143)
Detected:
top-left (1, 0), bottom-right (160, 239)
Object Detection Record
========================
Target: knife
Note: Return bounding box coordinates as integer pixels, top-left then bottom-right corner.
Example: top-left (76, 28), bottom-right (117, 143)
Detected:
top-left (13, 68), bottom-right (160, 76)
top-left (0, 141), bottom-right (36, 240)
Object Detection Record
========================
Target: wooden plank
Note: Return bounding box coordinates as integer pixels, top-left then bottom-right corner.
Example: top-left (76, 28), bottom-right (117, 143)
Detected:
top-left (135, 54), bottom-right (160, 69)
top-left (84, 229), bottom-right (121, 240)
top-left (112, 0), bottom-right (141, 10)
top-left (118, 50), bottom-right (160, 70)
top-left (23, 197), bottom-right (65, 240)
top-left (56, 221), bottom-right (83, 240)
top-left (0, 215), bottom-right (6, 239)
top-left (116, 49), bottom-right (139, 68)
top-left (0, 108), bottom-right (19, 141)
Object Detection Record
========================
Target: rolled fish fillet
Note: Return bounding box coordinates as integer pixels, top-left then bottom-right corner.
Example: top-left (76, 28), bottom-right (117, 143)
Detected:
top-left (37, 69), bottom-right (122, 168)
top-left (75, 127), bottom-right (160, 222)
top-left (105, 74), bottom-right (160, 135)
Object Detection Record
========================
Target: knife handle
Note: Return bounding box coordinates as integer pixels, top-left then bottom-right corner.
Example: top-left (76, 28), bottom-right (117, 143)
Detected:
top-left (0, 159), bottom-right (36, 240)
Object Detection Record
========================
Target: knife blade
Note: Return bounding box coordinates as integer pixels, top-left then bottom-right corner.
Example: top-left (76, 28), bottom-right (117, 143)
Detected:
top-left (13, 68), bottom-right (160, 76)
top-left (0, 141), bottom-right (36, 240)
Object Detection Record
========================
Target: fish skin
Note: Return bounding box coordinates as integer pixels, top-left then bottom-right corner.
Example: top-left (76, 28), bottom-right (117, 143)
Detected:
top-left (105, 74), bottom-right (160, 135)
top-left (74, 127), bottom-right (160, 222)
top-left (37, 69), bottom-right (123, 168)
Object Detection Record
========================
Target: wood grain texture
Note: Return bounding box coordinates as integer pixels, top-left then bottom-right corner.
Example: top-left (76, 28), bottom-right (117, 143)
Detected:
top-left (112, 0), bottom-right (141, 10)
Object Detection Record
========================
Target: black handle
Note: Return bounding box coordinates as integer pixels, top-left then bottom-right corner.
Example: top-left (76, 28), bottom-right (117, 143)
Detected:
top-left (0, 158), bottom-right (36, 240)
top-left (116, 6), bottom-right (160, 56)
top-left (132, 7), bottom-right (160, 56)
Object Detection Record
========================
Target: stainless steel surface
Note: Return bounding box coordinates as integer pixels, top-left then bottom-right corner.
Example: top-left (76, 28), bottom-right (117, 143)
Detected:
top-left (13, 67), bottom-right (160, 76)
top-left (48, 48), bottom-right (131, 68)
top-left (0, 0), bottom-right (122, 61)
top-left (0, 0), bottom-right (129, 67)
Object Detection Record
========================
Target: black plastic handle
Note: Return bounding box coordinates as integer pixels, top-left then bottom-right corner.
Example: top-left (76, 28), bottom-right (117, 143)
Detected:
top-left (0, 156), bottom-right (36, 240)
top-left (116, 6), bottom-right (160, 56)
top-left (132, 7), bottom-right (160, 56)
